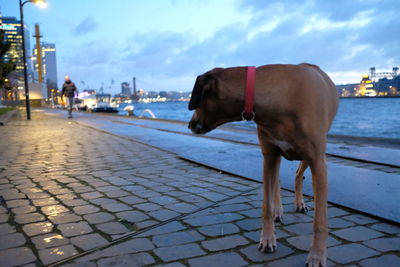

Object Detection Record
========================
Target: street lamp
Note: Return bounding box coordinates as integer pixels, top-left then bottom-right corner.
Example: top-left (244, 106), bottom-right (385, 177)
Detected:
top-left (19, 0), bottom-right (47, 120)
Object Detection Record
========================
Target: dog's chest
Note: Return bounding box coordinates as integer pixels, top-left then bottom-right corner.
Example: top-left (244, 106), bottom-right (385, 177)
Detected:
top-left (270, 139), bottom-right (293, 152)
top-left (270, 139), bottom-right (302, 160)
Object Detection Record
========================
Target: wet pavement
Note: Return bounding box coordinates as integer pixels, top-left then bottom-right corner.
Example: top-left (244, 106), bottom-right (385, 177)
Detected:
top-left (0, 109), bottom-right (399, 266)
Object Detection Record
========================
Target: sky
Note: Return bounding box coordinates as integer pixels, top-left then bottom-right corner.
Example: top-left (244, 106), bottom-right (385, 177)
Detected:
top-left (1, 0), bottom-right (399, 94)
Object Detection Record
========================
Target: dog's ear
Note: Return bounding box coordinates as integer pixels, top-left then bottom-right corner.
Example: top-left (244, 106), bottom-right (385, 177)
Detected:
top-left (188, 75), bottom-right (206, 110)
top-left (188, 68), bottom-right (222, 111)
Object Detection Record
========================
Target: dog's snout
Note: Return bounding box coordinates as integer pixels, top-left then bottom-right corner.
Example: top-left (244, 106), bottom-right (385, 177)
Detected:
top-left (188, 120), bottom-right (204, 134)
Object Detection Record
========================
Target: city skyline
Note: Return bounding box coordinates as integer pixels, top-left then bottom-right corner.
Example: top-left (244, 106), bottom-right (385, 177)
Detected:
top-left (1, 0), bottom-right (399, 94)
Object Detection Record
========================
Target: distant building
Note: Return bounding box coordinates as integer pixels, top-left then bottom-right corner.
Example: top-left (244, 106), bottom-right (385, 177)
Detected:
top-left (120, 82), bottom-right (131, 96)
top-left (336, 67), bottom-right (399, 97)
top-left (32, 42), bottom-right (58, 96)
top-left (0, 15), bottom-right (34, 81)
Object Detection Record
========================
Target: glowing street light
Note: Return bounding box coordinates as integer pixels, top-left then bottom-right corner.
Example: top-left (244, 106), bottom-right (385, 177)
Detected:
top-left (19, 0), bottom-right (47, 120)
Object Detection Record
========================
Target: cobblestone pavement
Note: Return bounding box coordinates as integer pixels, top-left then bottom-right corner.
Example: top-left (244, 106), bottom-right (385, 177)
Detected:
top-left (0, 110), bottom-right (399, 267)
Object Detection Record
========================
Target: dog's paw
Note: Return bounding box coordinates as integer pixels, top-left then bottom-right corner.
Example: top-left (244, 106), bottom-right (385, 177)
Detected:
top-left (258, 232), bottom-right (277, 253)
top-left (306, 247), bottom-right (327, 267)
top-left (295, 199), bottom-right (308, 213)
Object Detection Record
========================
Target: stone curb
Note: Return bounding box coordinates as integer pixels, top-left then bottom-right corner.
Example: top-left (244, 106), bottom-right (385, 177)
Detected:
top-left (0, 109), bottom-right (18, 125)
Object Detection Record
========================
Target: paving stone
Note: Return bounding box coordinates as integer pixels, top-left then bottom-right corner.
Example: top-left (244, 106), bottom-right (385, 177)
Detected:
top-left (327, 243), bottom-right (380, 264)
top-left (0, 223), bottom-right (16, 235)
top-left (154, 263), bottom-right (186, 267)
top-left (48, 212), bottom-right (82, 224)
top-left (199, 191), bottom-right (227, 201)
top-left (118, 195), bottom-right (146, 205)
top-left (2, 191), bottom-right (26, 201)
top-left (135, 220), bottom-right (159, 229)
top-left (63, 199), bottom-right (89, 207)
top-left (201, 234), bottom-right (249, 251)
top-left (184, 213), bottom-right (244, 227)
top-left (14, 212), bottom-right (45, 224)
top-left (165, 202), bottom-right (198, 213)
top-left (240, 243), bottom-right (294, 262)
top-left (285, 222), bottom-right (313, 235)
top-left (286, 234), bottom-right (341, 251)
top-left (332, 226), bottom-right (384, 242)
top-left (268, 253), bottom-right (309, 267)
top-left (0, 213), bottom-right (9, 223)
top-left (77, 238), bottom-right (155, 261)
top-left (23, 221), bottom-right (54, 236)
top-left (236, 218), bottom-right (261, 231)
top-left (11, 205), bottom-right (36, 214)
top-left (41, 205), bottom-right (70, 216)
top-left (370, 222), bottom-right (400, 234)
top-left (89, 198), bottom-right (118, 205)
top-left (152, 230), bottom-right (205, 247)
top-left (71, 233), bottom-right (109, 251)
top-left (38, 245), bottom-right (79, 265)
top-left (342, 214), bottom-right (379, 225)
top-left (32, 197), bottom-right (59, 206)
top-left (154, 243), bottom-right (206, 262)
top-left (135, 202), bottom-right (162, 212)
top-left (73, 205), bottom-right (100, 215)
top-left (359, 254), bottom-right (400, 267)
top-left (58, 221), bottom-right (93, 237)
top-left (32, 233), bottom-right (69, 249)
top-left (149, 196), bottom-right (177, 205)
top-left (215, 203), bottom-right (253, 213)
top-left (6, 199), bottom-right (30, 208)
top-left (327, 207), bottom-right (349, 217)
top-left (149, 209), bottom-right (180, 221)
top-left (362, 237), bottom-right (400, 252)
top-left (73, 186), bottom-right (94, 194)
top-left (102, 203), bottom-right (132, 212)
top-left (105, 190), bottom-right (131, 198)
top-left (188, 252), bottom-right (248, 267)
top-left (84, 212), bottom-right (116, 224)
top-left (96, 252), bottom-right (155, 266)
top-left (328, 217), bottom-right (356, 229)
top-left (0, 247), bottom-right (36, 266)
top-left (198, 223), bottom-right (240, 237)
top-left (96, 221), bottom-right (130, 235)
top-left (0, 232), bottom-right (26, 250)
top-left (116, 210), bottom-right (149, 223)
top-left (81, 191), bottom-right (104, 200)
top-left (96, 185), bottom-right (120, 192)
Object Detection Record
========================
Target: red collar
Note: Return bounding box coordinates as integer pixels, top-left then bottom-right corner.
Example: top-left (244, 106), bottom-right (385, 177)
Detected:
top-left (242, 66), bottom-right (256, 121)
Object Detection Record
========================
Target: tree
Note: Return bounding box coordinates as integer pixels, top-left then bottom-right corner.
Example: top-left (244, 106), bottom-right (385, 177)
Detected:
top-left (0, 29), bottom-right (16, 88)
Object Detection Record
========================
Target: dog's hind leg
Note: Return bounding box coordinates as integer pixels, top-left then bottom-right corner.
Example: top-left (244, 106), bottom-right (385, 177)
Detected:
top-left (295, 160), bottom-right (308, 213)
top-left (306, 156), bottom-right (328, 267)
top-left (257, 128), bottom-right (282, 253)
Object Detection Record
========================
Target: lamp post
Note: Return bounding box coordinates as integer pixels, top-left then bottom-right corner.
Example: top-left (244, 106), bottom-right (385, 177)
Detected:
top-left (19, 0), bottom-right (47, 120)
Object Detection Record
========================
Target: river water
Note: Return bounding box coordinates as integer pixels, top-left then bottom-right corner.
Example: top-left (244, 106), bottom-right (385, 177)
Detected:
top-left (118, 98), bottom-right (400, 139)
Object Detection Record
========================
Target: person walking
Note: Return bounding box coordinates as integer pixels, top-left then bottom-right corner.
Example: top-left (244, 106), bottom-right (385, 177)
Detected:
top-left (61, 75), bottom-right (78, 118)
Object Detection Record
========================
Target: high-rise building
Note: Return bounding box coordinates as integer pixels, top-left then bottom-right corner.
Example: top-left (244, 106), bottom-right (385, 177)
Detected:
top-left (121, 82), bottom-right (131, 96)
top-left (0, 15), bottom-right (33, 80)
top-left (32, 42), bottom-right (58, 94)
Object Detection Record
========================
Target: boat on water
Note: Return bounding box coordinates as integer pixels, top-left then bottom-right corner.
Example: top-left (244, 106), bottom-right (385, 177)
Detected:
top-left (77, 93), bottom-right (119, 113)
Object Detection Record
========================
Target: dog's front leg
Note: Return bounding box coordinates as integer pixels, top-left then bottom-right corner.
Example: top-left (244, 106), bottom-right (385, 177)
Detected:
top-left (307, 157), bottom-right (328, 267)
top-left (257, 127), bottom-right (282, 253)
top-left (259, 149), bottom-right (281, 253)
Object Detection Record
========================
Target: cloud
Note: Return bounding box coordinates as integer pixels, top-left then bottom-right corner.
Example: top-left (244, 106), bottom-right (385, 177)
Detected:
top-left (73, 17), bottom-right (98, 35)
top-left (60, 0), bottom-right (399, 92)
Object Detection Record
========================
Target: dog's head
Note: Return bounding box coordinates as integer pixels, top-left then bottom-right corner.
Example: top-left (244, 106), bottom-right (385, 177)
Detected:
top-left (188, 67), bottom-right (245, 134)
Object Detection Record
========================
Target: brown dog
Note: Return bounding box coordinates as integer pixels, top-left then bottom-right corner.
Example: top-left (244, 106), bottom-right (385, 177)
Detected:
top-left (188, 63), bottom-right (339, 266)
